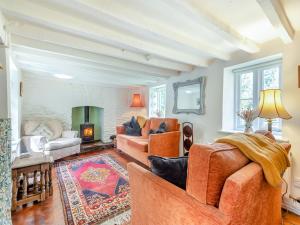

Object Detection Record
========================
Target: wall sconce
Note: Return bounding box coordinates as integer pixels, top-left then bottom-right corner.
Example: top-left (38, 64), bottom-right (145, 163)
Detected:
top-left (130, 93), bottom-right (144, 107)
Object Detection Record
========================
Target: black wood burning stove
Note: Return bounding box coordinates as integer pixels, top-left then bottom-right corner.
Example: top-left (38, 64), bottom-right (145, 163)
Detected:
top-left (80, 106), bottom-right (95, 143)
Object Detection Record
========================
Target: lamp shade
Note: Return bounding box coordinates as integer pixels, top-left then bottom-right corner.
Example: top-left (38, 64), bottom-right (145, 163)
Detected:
top-left (258, 89), bottom-right (292, 120)
top-left (130, 93), bottom-right (144, 107)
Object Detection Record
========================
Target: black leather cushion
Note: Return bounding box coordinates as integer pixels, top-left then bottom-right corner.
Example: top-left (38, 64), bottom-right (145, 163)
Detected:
top-left (149, 122), bottom-right (167, 134)
top-left (148, 155), bottom-right (188, 189)
top-left (123, 116), bottom-right (141, 136)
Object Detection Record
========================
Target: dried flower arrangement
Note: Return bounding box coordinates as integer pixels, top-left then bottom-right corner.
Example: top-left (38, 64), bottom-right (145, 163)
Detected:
top-left (237, 108), bottom-right (258, 133)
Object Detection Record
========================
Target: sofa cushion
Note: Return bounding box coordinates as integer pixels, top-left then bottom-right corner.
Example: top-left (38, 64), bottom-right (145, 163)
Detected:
top-left (117, 134), bottom-right (148, 152)
top-left (150, 118), bottom-right (178, 132)
top-left (124, 116), bottom-right (141, 136)
top-left (141, 120), bottom-right (151, 138)
top-left (137, 116), bottom-right (147, 128)
top-left (149, 122), bottom-right (167, 134)
top-left (186, 143), bottom-right (250, 207)
top-left (148, 155), bottom-right (188, 189)
top-left (45, 138), bottom-right (81, 151)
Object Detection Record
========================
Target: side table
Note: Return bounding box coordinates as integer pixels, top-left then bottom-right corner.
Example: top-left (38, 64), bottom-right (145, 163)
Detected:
top-left (11, 152), bottom-right (54, 211)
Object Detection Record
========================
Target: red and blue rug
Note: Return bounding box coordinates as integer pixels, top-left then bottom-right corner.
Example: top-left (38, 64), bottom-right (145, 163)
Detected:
top-left (56, 154), bottom-right (131, 225)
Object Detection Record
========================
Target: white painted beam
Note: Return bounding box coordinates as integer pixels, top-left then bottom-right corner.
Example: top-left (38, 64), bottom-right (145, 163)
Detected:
top-left (49, 0), bottom-right (230, 61)
top-left (13, 50), bottom-right (169, 80)
top-left (257, 0), bottom-right (295, 43)
top-left (164, 0), bottom-right (259, 53)
top-left (11, 37), bottom-right (179, 77)
top-left (16, 60), bottom-right (162, 86)
top-left (9, 23), bottom-right (192, 72)
top-left (0, 0), bottom-right (209, 66)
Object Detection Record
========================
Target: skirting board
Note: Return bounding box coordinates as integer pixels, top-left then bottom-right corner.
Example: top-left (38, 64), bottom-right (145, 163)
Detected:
top-left (282, 196), bottom-right (300, 215)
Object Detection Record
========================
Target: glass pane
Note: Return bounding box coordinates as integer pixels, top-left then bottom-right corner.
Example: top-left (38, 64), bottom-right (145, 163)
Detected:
top-left (240, 99), bottom-right (253, 110)
top-left (149, 86), bottom-right (166, 118)
top-left (240, 72), bottom-right (253, 99)
top-left (263, 67), bottom-right (280, 89)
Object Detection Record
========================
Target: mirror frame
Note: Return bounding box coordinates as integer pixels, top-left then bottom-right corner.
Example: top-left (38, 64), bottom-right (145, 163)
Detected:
top-left (172, 77), bottom-right (206, 115)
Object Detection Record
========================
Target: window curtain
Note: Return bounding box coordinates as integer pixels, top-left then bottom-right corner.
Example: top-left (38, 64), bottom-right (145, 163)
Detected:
top-left (0, 119), bottom-right (12, 225)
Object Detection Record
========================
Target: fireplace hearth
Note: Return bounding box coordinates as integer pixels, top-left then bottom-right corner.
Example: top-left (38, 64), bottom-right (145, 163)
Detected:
top-left (80, 106), bottom-right (95, 143)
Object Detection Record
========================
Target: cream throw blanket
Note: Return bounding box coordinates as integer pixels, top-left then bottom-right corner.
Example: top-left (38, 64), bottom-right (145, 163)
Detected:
top-left (216, 133), bottom-right (290, 187)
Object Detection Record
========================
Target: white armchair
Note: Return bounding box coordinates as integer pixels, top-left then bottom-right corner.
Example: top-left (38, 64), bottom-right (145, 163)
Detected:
top-left (21, 118), bottom-right (81, 160)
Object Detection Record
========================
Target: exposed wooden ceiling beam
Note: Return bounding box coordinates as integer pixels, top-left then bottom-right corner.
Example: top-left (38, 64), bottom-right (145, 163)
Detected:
top-left (49, 0), bottom-right (230, 61)
top-left (257, 0), bottom-right (295, 44)
top-left (11, 35), bottom-right (179, 77)
top-left (9, 25), bottom-right (191, 72)
top-left (0, 0), bottom-right (209, 66)
top-left (16, 60), bottom-right (161, 86)
top-left (13, 49), bottom-right (169, 80)
top-left (164, 0), bottom-right (260, 53)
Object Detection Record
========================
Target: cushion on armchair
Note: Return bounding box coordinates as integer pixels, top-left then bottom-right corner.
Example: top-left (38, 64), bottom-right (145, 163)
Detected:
top-left (23, 119), bottom-right (63, 140)
top-left (30, 124), bottom-right (54, 140)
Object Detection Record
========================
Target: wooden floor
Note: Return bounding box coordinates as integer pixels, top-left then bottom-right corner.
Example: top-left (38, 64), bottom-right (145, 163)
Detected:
top-left (12, 148), bottom-right (300, 225)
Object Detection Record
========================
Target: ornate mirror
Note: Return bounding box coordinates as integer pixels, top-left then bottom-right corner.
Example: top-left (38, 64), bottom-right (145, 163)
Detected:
top-left (173, 77), bottom-right (206, 115)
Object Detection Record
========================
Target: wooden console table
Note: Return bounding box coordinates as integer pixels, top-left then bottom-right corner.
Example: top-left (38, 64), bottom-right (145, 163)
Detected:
top-left (12, 152), bottom-right (53, 211)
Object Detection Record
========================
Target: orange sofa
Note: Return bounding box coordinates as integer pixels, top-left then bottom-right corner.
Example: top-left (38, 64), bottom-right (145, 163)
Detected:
top-left (116, 118), bottom-right (180, 166)
top-left (128, 140), bottom-right (290, 225)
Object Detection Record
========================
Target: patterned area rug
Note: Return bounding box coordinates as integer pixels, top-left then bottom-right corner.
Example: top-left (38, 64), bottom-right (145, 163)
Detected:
top-left (56, 154), bottom-right (131, 225)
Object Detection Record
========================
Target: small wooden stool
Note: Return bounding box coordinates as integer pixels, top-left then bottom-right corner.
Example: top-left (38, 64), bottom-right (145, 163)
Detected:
top-left (12, 152), bottom-right (53, 211)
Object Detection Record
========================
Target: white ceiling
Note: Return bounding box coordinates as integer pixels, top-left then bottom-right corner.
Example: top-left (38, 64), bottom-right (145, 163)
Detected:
top-left (0, 0), bottom-right (299, 86)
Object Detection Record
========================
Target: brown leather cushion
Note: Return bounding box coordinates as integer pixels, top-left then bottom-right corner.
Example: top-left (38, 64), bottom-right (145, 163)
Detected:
top-left (187, 143), bottom-right (250, 207)
top-left (150, 118), bottom-right (178, 132)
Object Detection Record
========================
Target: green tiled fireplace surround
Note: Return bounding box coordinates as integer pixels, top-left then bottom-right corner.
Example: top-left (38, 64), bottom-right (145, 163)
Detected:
top-left (72, 106), bottom-right (104, 141)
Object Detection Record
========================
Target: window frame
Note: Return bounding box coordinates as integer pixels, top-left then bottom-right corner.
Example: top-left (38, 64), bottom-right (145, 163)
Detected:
top-left (149, 84), bottom-right (167, 118)
top-left (234, 59), bottom-right (282, 133)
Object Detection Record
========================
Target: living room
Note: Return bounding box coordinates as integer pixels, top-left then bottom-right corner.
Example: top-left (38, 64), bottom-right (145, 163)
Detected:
top-left (1, 0), bottom-right (300, 224)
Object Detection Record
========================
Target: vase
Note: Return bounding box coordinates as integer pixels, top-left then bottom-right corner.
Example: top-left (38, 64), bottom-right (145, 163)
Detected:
top-left (244, 122), bottom-right (253, 133)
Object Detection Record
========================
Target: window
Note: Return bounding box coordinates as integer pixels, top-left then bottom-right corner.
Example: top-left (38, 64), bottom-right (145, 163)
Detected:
top-left (149, 85), bottom-right (166, 118)
top-left (234, 59), bottom-right (282, 133)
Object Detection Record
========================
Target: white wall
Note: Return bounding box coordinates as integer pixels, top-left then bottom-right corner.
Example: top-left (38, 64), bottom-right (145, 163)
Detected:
top-left (0, 47), bottom-right (8, 119)
top-left (165, 65), bottom-right (225, 152)
top-left (22, 72), bottom-right (147, 142)
top-left (164, 35), bottom-right (300, 196)
top-left (8, 57), bottom-right (22, 141)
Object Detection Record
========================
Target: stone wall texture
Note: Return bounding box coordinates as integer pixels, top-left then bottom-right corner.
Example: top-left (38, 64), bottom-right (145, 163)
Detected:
top-left (0, 119), bottom-right (12, 225)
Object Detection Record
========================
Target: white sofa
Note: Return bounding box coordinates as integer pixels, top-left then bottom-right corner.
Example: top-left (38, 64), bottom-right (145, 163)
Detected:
top-left (21, 118), bottom-right (81, 160)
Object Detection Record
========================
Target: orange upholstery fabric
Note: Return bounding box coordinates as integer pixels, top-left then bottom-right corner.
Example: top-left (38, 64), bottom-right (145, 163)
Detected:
top-left (128, 141), bottom-right (286, 225)
top-left (116, 125), bottom-right (125, 134)
top-left (128, 163), bottom-right (230, 225)
top-left (118, 135), bottom-right (148, 152)
top-left (219, 162), bottom-right (282, 225)
top-left (141, 120), bottom-right (151, 138)
top-left (116, 118), bottom-right (180, 166)
top-left (187, 143), bottom-right (250, 206)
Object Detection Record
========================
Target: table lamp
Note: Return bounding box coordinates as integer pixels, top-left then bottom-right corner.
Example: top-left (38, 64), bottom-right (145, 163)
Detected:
top-left (257, 89), bottom-right (292, 132)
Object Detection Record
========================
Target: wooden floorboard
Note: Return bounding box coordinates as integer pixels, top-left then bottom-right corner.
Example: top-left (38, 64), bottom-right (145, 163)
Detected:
top-left (12, 148), bottom-right (300, 225)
